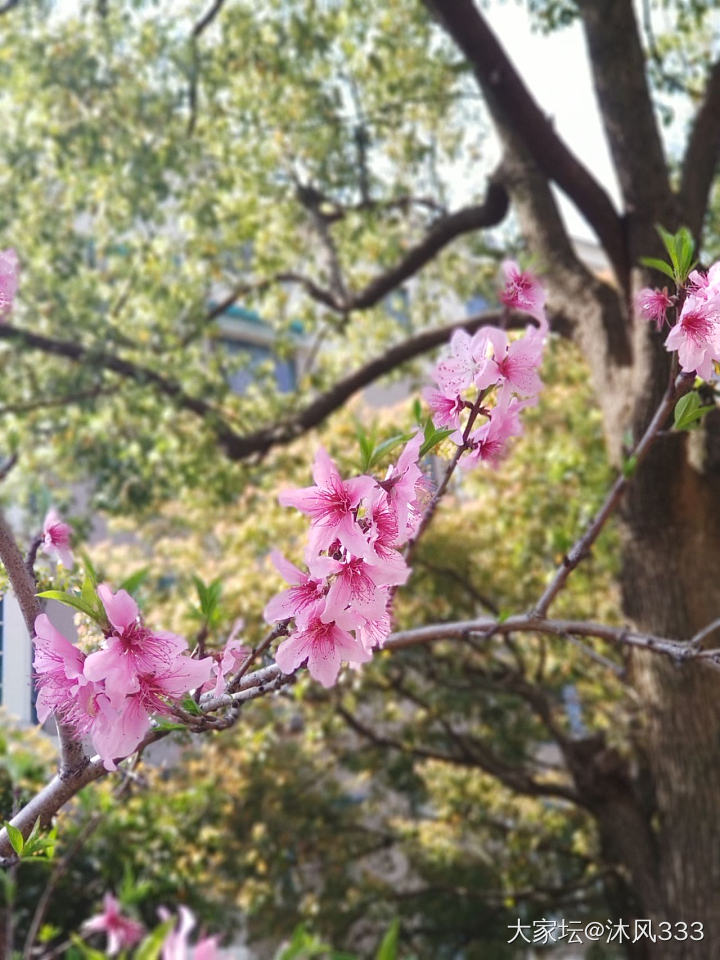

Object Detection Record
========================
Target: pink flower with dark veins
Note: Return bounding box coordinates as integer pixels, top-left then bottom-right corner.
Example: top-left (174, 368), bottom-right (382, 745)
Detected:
top-left (42, 508), bottom-right (74, 568)
top-left (635, 287), bottom-right (673, 330)
top-left (475, 326), bottom-right (544, 399)
top-left (83, 893), bottom-right (144, 956)
top-left (422, 386), bottom-right (465, 430)
top-left (499, 259), bottom-right (546, 322)
top-left (665, 293), bottom-right (720, 379)
top-left (279, 447), bottom-right (375, 558)
top-left (322, 552), bottom-right (408, 620)
top-left (84, 585), bottom-right (189, 701)
top-left (274, 602), bottom-right (371, 687)
top-left (379, 431), bottom-right (426, 542)
top-left (460, 395), bottom-right (528, 471)
top-left (263, 550), bottom-right (329, 624)
top-left (338, 589), bottom-right (393, 652)
top-left (364, 487), bottom-right (413, 581)
top-left (32, 613), bottom-right (97, 733)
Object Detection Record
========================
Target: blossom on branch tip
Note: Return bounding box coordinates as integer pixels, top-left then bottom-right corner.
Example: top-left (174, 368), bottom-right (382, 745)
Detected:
top-left (32, 614), bottom-right (95, 733)
top-left (635, 287), bottom-right (673, 330)
top-left (83, 893), bottom-right (144, 956)
top-left (279, 447), bottom-right (375, 558)
top-left (42, 508), bottom-right (74, 568)
top-left (499, 259), bottom-right (546, 322)
top-left (159, 905), bottom-right (220, 960)
top-left (664, 293), bottom-right (720, 379)
top-left (275, 604), bottom-right (370, 687)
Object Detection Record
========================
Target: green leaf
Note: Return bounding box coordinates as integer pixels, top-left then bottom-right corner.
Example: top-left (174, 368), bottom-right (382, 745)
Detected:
top-left (673, 391), bottom-right (713, 431)
top-left (366, 433), bottom-right (411, 470)
top-left (375, 919), bottom-right (400, 960)
top-left (639, 256), bottom-right (676, 282)
top-left (657, 224), bottom-right (680, 273)
top-left (79, 550), bottom-right (98, 588)
top-left (120, 567), bottom-right (150, 595)
top-left (621, 453), bottom-right (638, 478)
top-left (80, 576), bottom-right (97, 613)
top-left (134, 919), bottom-right (176, 960)
top-left (4, 822), bottom-right (23, 857)
top-left (36, 590), bottom-right (101, 623)
top-left (419, 427), bottom-right (454, 458)
top-left (180, 695), bottom-right (203, 716)
top-left (69, 934), bottom-right (114, 960)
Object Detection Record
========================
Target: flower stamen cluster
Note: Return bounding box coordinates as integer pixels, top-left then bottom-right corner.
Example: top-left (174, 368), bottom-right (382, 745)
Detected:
top-left (34, 584), bottom-right (215, 769)
top-left (424, 260), bottom-right (548, 469)
top-left (266, 438), bottom-right (426, 686)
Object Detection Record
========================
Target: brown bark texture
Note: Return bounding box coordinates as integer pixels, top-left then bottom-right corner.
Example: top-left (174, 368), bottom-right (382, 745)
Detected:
top-left (424, 1), bottom-right (720, 955)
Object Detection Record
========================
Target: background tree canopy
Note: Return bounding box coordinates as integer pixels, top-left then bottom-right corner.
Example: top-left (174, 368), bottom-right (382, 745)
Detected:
top-left (1, 1), bottom-right (720, 958)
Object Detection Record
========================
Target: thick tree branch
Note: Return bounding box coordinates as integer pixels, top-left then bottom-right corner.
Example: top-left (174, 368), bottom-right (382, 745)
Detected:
top-left (336, 703), bottom-right (580, 804)
top-left (577, 0), bottom-right (669, 218)
top-left (210, 180), bottom-right (509, 320)
top-left (680, 57), bottom-right (720, 243)
top-left (2, 308), bottom-right (559, 464)
top-left (348, 182), bottom-right (509, 310)
top-left (0, 324), bottom-right (249, 460)
top-left (423, 0), bottom-right (627, 281)
top-left (0, 510), bottom-right (89, 778)
top-left (0, 509), bottom-right (39, 637)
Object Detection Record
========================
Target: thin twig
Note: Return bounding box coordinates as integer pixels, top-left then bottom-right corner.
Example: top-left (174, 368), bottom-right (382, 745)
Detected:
top-left (533, 372), bottom-right (694, 617)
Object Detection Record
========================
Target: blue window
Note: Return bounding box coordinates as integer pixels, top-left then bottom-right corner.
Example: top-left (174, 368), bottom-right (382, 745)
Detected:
top-left (221, 339), bottom-right (296, 394)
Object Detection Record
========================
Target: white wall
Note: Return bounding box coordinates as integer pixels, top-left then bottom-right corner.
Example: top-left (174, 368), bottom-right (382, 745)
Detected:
top-left (1, 592), bottom-right (33, 724)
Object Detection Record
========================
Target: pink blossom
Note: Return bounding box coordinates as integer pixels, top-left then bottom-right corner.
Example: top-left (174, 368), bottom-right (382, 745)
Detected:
top-left (275, 604), bottom-right (371, 687)
top-left (363, 489), bottom-right (411, 581)
top-left (159, 906), bottom-right (219, 960)
top-left (635, 287), bottom-right (673, 330)
top-left (89, 693), bottom-right (153, 772)
top-left (202, 625), bottom-right (250, 698)
top-left (338, 589), bottom-right (393, 652)
top-left (322, 552), bottom-right (408, 619)
top-left (499, 259), bottom-right (546, 322)
top-left (460, 395), bottom-right (527, 470)
top-left (84, 585), bottom-right (188, 698)
top-left (379, 432), bottom-right (426, 542)
top-left (422, 386), bottom-right (465, 430)
top-left (664, 294), bottom-right (720, 379)
top-left (475, 326), bottom-right (544, 398)
top-left (278, 448), bottom-right (375, 558)
top-left (88, 654), bottom-right (212, 771)
top-left (0, 248), bottom-right (19, 317)
top-left (84, 893), bottom-right (144, 956)
top-left (81, 585), bottom-right (212, 768)
top-left (32, 614), bottom-right (98, 734)
top-left (432, 329), bottom-right (483, 397)
top-left (42, 508), bottom-right (74, 568)
top-left (263, 550), bottom-right (328, 624)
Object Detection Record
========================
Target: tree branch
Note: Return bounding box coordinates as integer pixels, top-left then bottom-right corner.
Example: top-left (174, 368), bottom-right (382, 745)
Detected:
top-left (347, 182), bottom-right (509, 310)
top-left (423, 0), bottom-right (627, 281)
top-left (0, 324), bottom-right (248, 460)
top-left (209, 179), bottom-right (509, 321)
top-left (234, 306), bottom-right (561, 460)
top-left (533, 371), bottom-right (694, 617)
top-left (2, 307), bottom-right (562, 465)
top-left (680, 57), bottom-right (720, 244)
top-left (577, 0), bottom-right (669, 217)
top-left (336, 703), bottom-right (580, 804)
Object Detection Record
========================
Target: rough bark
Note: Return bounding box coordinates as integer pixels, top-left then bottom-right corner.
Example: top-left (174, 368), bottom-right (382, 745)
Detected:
top-left (424, 2), bottom-right (720, 954)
